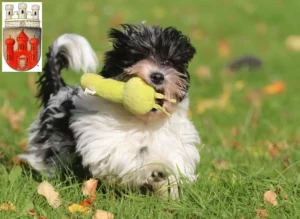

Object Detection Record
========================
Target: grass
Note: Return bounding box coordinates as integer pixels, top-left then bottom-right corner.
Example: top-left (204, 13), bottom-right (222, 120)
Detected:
top-left (1, 0), bottom-right (300, 218)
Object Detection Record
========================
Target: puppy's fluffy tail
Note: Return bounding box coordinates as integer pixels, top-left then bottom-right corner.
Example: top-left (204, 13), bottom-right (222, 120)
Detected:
top-left (37, 34), bottom-right (99, 107)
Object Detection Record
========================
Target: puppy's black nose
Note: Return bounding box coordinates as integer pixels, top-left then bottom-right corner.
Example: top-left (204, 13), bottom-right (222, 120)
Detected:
top-left (150, 72), bottom-right (164, 85)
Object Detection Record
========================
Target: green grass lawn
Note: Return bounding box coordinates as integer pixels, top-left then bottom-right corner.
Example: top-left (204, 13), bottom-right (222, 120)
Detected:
top-left (1, 0), bottom-right (300, 218)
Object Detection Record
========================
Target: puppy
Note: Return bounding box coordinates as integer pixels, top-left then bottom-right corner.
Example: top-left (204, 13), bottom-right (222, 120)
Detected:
top-left (20, 24), bottom-right (200, 198)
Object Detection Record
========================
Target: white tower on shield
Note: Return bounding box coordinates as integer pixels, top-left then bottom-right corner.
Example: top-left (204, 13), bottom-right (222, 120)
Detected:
top-left (5, 4), bottom-right (14, 20)
top-left (32, 5), bottom-right (40, 20)
top-left (18, 2), bottom-right (27, 19)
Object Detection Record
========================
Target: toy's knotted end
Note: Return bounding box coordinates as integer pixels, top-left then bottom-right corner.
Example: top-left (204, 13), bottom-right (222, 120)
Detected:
top-left (154, 93), bottom-right (177, 104)
top-left (84, 88), bottom-right (96, 95)
top-left (154, 104), bottom-right (171, 117)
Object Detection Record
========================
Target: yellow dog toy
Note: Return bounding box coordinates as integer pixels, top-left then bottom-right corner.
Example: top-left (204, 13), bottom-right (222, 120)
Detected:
top-left (80, 73), bottom-right (176, 116)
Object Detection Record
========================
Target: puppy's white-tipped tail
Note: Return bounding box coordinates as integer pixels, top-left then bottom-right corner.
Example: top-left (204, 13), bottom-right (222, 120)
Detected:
top-left (52, 33), bottom-right (99, 73)
top-left (37, 34), bottom-right (99, 106)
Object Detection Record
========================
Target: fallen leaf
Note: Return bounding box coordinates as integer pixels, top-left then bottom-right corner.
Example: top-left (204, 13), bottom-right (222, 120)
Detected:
top-left (268, 146), bottom-right (280, 158)
top-left (265, 141), bottom-right (288, 158)
top-left (231, 127), bottom-right (239, 136)
top-left (277, 185), bottom-right (288, 200)
top-left (212, 159), bottom-right (231, 170)
top-left (110, 13), bottom-right (124, 26)
top-left (285, 35), bottom-right (300, 52)
top-left (234, 80), bottom-right (246, 90)
top-left (0, 202), bottom-right (16, 211)
top-left (197, 99), bottom-right (217, 114)
top-left (69, 204), bottom-right (91, 214)
top-left (218, 40), bottom-right (231, 58)
top-left (191, 27), bottom-right (205, 41)
top-left (12, 156), bottom-right (22, 165)
top-left (28, 209), bottom-right (48, 219)
top-left (263, 81), bottom-right (286, 95)
top-left (28, 209), bottom-right (36, 215)
top-left (1, 104), bottom-right (26, 132)
top-left (264, 190), bottom-right (278, 206)
top-left (27, 73), bottom-right (37, 95)
top-left (197, 88), bottom-right (231, 114)
top-left (19, 139), bottom-right (28, 151)
top-left (195, 65), bottom-right (211, 79)
top-left (225, 140), bottom-right (242, 150)
top-left (246, 90), bottom-right (263, 108)
top-left (82, 178), bottom-right (98, 199)
top-left (93, 209), bottom-right (114, 219)
top-left (256, 22), bottom-right (267, 34)
top-left (255, 209), bottom-right (268, 219)
top-left (37, 181), bottom-right (61, 208)
top-left (80, 199), bottom-right (93, 207)
top-left (282, 155), bottom-right (290, 170)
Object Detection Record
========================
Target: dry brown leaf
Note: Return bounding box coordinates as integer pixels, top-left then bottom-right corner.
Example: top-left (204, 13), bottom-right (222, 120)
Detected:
top-left (263, 81), bottom-right (286, 95)
top-left (285, 35), bottom-right (300, 52)
top-left (1, 104), bottom-right (26, 132)
top-left (218, 40), bottom-right (231, 58)
top-left (197, 99), bottom-right (217, 114)
top-left (82, 178), bottom-right (98, 200)
top-left (225, 140), bottom-right (242, 150)
top-left (195, 65), bottom-right (211, 79)
top-left (80, 199), bottom-right (93, 207)
top-left (110, 13), bottom-right (124, 26)
top-left (265, 141), bottom-right (288, 158)
top-left (93, 209), bottom-right (114, 219)
top-left (28, 209), bottom-right (36, 215)
top-left (264, 190), bottom-right (278, 206)
top-left (255, 209), bottom-right (268, 219)
top-left (27, 73), bottom-right (37, 95)
top-left (268, 146), bottom-right (280, 158)
top-left (191, 28), bottom-right (205, 41)
top-left (277, 185), bottom-right (288, 200)
top-left (246, 90), bottom-right (263, 108)
top-left (256, 22), bottom-right (267, 34)
top-left (231, 127), bottom-right (239, 137)
top-left (19, 139), bottom-right (28, 151)
top-left (69, 204), bottom-right (91, 214)
top-left (197, 88), bottom-right (231, 114)
top-left (37, 181), bottom-right (61, 208)
top-left (282, 155), bottom-right (290, 170)
top-left (12, 156), bottom-right (21, 165)
top-left (0, 202), bottom-right (16, 211)
top-left (212, 159), bottom-right (231, 170)
top-left (234, 81), bottom-right (246, 90)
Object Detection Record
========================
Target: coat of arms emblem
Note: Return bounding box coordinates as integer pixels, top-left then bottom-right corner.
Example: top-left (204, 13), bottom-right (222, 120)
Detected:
top-left (2, 2), bottom-right (42, 72)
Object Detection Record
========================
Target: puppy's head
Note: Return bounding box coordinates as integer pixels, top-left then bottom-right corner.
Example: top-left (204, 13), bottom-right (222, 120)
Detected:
top-left (100, 24), bottom-right (196, 121)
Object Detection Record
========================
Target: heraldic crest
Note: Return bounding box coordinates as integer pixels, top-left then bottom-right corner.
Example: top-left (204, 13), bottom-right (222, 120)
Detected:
top-left (3, 2), bottom-right (42, 71)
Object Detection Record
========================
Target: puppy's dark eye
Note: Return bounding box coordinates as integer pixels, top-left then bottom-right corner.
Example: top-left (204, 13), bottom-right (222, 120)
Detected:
top-left (161, 60), bottom-right (171, 66)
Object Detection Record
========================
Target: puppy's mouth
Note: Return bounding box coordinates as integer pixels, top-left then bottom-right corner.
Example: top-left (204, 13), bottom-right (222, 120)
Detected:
top-left (151, 88), bottom-right (165, 112)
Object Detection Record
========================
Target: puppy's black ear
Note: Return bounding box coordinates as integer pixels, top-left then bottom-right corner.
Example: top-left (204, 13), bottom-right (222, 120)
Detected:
top-left (107, 28), bottom-right (130, 48)
top-left (183, 40), bottom-right (196, 63)
top-left (161, 27), bottom-right (196, 64)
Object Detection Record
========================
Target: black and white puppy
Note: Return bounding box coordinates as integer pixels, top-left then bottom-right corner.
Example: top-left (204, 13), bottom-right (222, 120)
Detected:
top-left (20, 24), bottom-right (200, 198)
